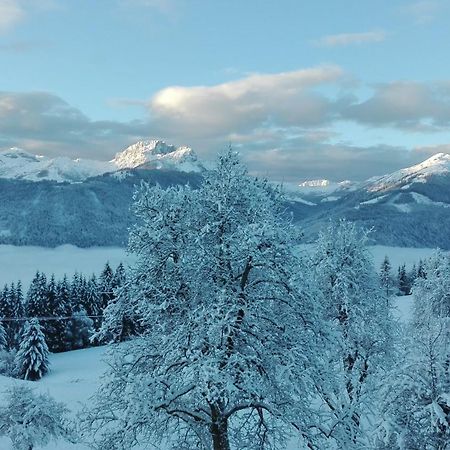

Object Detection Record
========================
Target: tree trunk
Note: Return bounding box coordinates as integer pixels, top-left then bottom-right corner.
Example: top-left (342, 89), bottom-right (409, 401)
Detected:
top-left (210, 406), bottom-right (230, 450)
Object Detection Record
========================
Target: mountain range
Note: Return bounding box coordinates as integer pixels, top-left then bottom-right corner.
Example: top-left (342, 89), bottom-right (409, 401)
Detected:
top-left (0, 141), bottom-right (449, 249)
top-left (0, 140), bottom-right (203, 183)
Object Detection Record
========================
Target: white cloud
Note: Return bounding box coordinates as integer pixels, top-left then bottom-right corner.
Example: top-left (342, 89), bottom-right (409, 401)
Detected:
top-left (401, 1), bottom-right (442, 24)
top-left (313, 30), bottom-right (387, 47)
top-left (0, 0), bottom-right (25, 33)
top-left (342, 81), bottom-right (450, 130)
top-left (148, 66), bottom-right (344, 137)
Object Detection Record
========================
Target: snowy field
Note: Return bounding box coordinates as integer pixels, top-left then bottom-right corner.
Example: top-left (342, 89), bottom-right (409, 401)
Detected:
top-left (0, 346), bottom-right (107, 450)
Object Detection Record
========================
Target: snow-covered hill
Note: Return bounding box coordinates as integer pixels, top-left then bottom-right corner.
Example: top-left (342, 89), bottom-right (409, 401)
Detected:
top-left (0, 140), bottom-right (203, 183)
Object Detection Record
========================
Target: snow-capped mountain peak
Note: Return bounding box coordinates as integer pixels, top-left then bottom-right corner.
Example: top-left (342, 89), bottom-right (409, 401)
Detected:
top-left (366, 152), bottom-right (450, 192)
top-left (297, 178), bottom-right (358, 196)
top-left (111, 140), bottom-right (203, 172)
top-left (298, 179), bottom-right (330, 188)
top-left (0, 140), bottom-right (203, 183)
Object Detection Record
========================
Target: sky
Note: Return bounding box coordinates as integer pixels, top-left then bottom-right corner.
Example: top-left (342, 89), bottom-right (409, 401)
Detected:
top-left (1, 0), bottom-right (450, 181)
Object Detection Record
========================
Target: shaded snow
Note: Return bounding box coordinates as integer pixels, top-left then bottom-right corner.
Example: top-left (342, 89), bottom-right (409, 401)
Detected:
top-left (0, 346), bottom-right (109, 450)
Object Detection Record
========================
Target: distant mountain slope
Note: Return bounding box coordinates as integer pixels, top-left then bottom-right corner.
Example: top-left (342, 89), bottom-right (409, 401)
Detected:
top-left (295, 153), bottom-right (450, 249)
top-left (0, 147), bottom-right (449, 249)
top-left (0, 170), bottom-right (203, 247)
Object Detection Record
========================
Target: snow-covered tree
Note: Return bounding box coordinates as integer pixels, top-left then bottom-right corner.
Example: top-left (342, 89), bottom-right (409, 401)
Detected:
top-left (83, 151), bottom-right (323, 450)
top-left (53, 275), bottom-right (73, 352)
top-left (14, 319), bottom-right (50, 381)
top-left (94, 282), bottom-right (137, 344)
top-left (99, 262), bottom-right (114, 311)
top-left (0, 384), bottom-right (72, 450)
top-left (12, 281), bottom-right (25, 348)
top-left (25, 272), bottom-right (49, 319)
top-left (84, 274), bottom-right (102, 331)
top-left (380, 252), bottom-right (450, 449)
top-left (0, 284), bottom-right (14, 349)
top-left (65, 306), bottom-right (93, 350)
top-left (380, 255), bottom-right (394, 299)
top-left (397, 264), bottom-right (411, 296)
top-left (311, 220), bottom-right (394, 448)
top-left (0, 319), bottom-right (7, 350)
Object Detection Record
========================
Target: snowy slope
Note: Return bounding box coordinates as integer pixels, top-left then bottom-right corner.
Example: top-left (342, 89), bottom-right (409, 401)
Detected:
top-left (0, 347), bottom-right (108, 450)
top-left (0, 148), bottom-right (111, 183)
top-left (365, 152), bottom-right (450, 193)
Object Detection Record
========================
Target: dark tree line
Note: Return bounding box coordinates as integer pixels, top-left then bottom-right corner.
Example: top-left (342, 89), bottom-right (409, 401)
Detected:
top-left (380, 256), bottom-right (428, 296)
top-left (0, 262), bottom-right (126, 354)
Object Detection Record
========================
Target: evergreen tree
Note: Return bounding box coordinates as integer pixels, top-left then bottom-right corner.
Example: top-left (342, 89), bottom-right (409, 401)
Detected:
top-left (12, 281), bottom-right (24, 348)
top-left (45, 274), bottom-right (61, 352)
top-left (95, 263), bottom-right (135, 343)
top-left (70, 272), bottom-right (84, 311)
top-left (65, 306), bottom-right (93, 350)
top-left (397, 264), bottom-right (411, 295)
top-left (14, 319), bottom-right (50, 381)
top-left (417, 259), bottom-right (427, 279)
top-left (112, 262), bottom-right (126, 290)
top-left (0, 284), bottom-right (14, 349)
top-left (0, 320), bottom-right (7, 350)
top-left (99, 262), bottom-right (114, 311)
top-left (25, 271), bottom-right (49, 318)
top-left (380, 255), bottom-right (393, 299)
top-left (94, 282), bottom-right (137, 343)
top-left (84, 274), bottom-right (102, 330)
top-left (55, 275), bottom-right (73, 352)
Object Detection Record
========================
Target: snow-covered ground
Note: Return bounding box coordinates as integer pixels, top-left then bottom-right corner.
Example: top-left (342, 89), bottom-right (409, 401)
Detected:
top-left (0, 346), bottom-right (108, 450)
